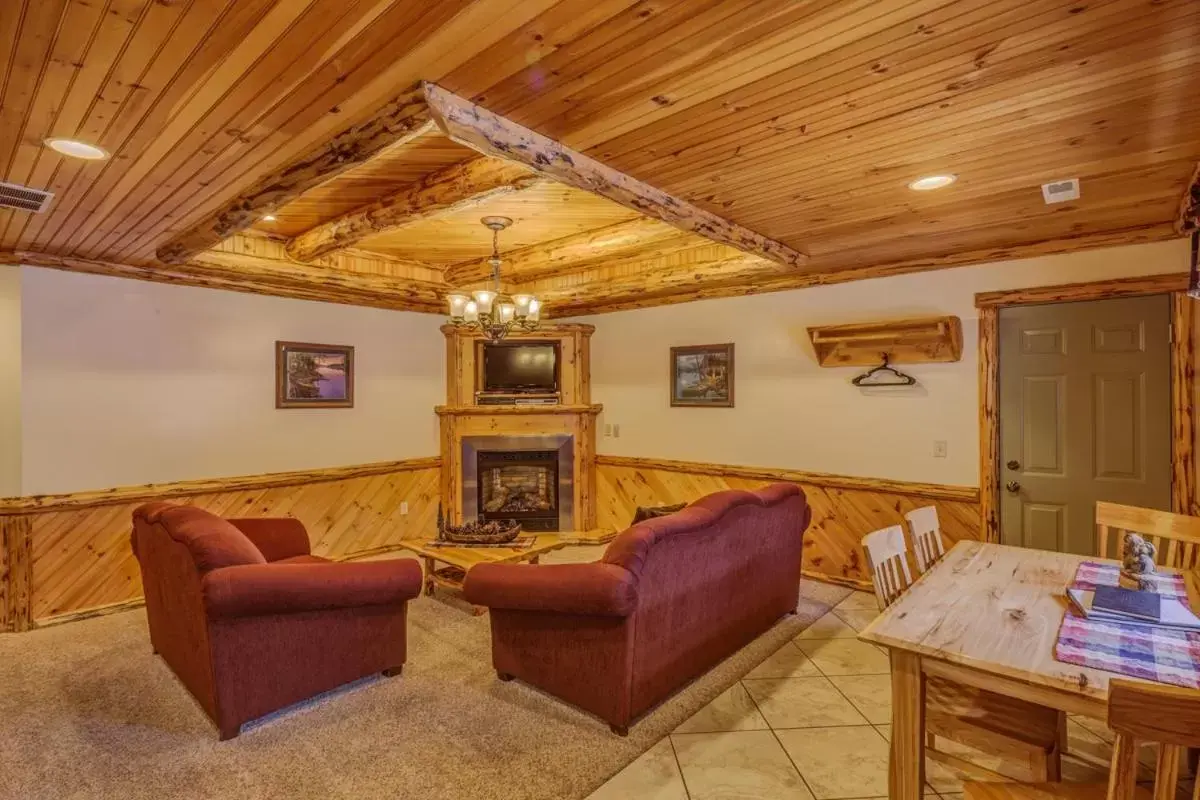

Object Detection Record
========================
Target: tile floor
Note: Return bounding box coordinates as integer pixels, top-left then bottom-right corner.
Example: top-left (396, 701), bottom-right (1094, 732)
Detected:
top-left (584, 588), bottom-right (1169, 800)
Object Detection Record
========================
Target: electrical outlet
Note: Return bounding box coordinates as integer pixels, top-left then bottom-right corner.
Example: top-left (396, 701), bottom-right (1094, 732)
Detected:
top-left (400, 501), bottom-right (409, 515)
top-left (612, 423), bottom-right (620, 438)
top-left (933, 441), bottom-right (948, 459)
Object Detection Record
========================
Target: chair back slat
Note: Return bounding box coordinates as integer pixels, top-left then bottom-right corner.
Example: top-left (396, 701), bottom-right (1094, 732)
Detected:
top-left (1095, 502), bottom-right (1200, 570)
top-left (904, 505), bottom-right (945, 573)
top-left (862, 525), bottom-right (912, 609)
top-left (1105, 679), bottom-right (1200, 800)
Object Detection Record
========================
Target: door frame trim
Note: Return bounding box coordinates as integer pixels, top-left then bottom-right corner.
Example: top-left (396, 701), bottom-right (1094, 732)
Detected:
top-left (975, 271), bottom-right (1194, 543)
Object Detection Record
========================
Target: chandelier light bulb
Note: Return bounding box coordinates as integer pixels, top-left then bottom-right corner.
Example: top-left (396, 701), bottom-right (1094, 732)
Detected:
top-left (471, 289), bottom-right (496, 314)
top-left (463, 300), bottom-right (479, 323)
top-left (497, 303), bottom-right (516, 323)
top-left (447, 294), bottom-right (470, 319)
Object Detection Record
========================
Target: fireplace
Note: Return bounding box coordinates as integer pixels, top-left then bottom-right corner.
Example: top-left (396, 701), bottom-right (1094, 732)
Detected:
top-left (477, 450), bottom-right (559, 531)
top-left (460, 434), bottom-right (574, 531)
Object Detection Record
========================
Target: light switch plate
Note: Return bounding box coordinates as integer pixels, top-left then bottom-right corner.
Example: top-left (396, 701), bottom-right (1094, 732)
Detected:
top-left (933, 441), bottom-right (947, 458)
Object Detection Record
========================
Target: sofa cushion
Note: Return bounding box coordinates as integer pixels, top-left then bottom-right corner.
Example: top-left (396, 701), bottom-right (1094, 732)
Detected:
top-left (143, 505), bottom-right (267, 572)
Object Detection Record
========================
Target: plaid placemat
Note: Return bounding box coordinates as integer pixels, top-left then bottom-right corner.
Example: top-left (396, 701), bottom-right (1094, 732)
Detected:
top-left (1054, 561), bottom-right (1200, 689)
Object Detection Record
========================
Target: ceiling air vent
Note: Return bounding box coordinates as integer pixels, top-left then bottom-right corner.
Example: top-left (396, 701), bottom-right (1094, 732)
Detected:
top-left (1041, 178), bottom-right (1080, 204)
top-left (0, 181), bottom-right (53, 213)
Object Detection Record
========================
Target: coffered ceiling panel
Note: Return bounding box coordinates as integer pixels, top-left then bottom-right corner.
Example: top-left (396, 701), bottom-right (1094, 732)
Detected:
top-left (357, 182), bottom-right (643, 266)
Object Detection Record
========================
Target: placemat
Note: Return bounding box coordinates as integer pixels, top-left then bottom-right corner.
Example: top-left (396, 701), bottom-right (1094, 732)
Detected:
top-left (1054, 561), bottom-right (1200, 689)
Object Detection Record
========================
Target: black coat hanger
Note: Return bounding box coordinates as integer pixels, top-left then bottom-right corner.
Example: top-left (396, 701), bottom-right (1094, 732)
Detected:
top-left (852, 353), bottom-right (917, 386)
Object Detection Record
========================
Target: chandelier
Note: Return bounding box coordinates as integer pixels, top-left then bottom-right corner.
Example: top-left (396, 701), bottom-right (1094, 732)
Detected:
top-left (445, 216), bottom-right (541, 342)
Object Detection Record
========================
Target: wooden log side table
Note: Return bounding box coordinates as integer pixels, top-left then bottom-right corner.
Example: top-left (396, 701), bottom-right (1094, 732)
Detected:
top-left (395, 534), bottom-right (569, 614)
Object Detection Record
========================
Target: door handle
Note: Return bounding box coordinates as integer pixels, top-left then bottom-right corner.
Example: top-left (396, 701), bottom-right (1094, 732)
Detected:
top-left (1005, 481), bottom-right (1021, 494)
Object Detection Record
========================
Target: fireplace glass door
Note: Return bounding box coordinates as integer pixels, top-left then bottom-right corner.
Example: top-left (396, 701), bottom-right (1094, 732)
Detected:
top-left (477, 450), bottom-right (559, 531)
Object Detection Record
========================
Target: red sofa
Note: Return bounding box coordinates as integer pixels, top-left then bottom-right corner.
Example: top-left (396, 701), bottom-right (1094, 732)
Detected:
top-left (464, 483), bottom-right (811, 734)
top-left (131, 502), bottom-right (423, 739)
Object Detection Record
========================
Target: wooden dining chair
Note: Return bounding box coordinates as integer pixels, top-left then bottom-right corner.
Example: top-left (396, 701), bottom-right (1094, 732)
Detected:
top-left (963, 679), bottom-right (1200, 800)
top-left (862, 525), bottom-right (913, 608)
top-left (1097, 501), bottom-right (1200, 569)
top-left (860, 526), bottom-right (1065, 782)
top-left (905, 505), bottom-right (946, 572)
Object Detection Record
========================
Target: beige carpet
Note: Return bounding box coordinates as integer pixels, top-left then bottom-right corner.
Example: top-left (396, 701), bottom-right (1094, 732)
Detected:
top-left (0, 580), bottom-right (849, 800)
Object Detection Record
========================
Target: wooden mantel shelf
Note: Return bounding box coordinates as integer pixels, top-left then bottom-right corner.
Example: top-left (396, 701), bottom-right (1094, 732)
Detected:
top-left (435, 404), bottom-right (602, 416)
top-left (807, 315), bottom-right (963, 367)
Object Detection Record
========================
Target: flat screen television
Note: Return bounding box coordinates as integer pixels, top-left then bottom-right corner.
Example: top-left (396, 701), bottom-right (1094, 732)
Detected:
top-left (481, 342), bottom-right (559, 393)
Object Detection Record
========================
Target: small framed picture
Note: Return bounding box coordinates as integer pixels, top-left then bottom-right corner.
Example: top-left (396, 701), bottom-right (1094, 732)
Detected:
top-left (670, 343), bottom-right (734, 407)
top-left (275, 341), bottom-right (354, 408)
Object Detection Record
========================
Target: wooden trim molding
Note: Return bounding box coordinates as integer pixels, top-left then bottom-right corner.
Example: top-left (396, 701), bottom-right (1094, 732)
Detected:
top-left (594, 455), bottom-right (979, 503)
top-left (156, 84), bottom-right (432, 264)
top-left (2, 250), bottom-right (446, 315)
top-left (1, 515), bottom-right (33, 632)
top-left (0, 457), bottom-right (441, 515)
top-left (974, 272), bottom-right (1189, 308)
top-left (421, 82), bottom-right (809, 271)
top-left (978, 307), bottom-right (1000, 543)
top-left (1170, 293), bottom-right (1196, 515)
top-left (977, 276), bottom-right (1196, 542)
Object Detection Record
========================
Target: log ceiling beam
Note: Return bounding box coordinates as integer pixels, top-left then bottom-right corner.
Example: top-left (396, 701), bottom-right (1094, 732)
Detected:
top-left (156, 82), bottom-right (432, 265)
top-left (443, 217), bottom-right (695, 286)
top-left (529, 253), bottom-right (785, 308)
top-left (421, 81), bottom-right (809, 271)
top-left (5, 250), bottom-right (444, 315)
top-left (548, 224), bottom-right (1182, 316)
top-left (287, 157), bottom-right (544, 262)
top-left (1178, 161), bottom-right (1200, 234)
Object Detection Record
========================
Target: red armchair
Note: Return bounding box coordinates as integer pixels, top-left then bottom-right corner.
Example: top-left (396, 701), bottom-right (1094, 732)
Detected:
top-left (131, 502), bottom-right (423, 739)
top-left (464, 483), bottom-right (811, 734)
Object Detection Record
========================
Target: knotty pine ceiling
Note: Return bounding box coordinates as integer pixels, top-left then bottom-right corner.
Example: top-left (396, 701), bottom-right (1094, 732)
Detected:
top-left (1, 0), bottom-right (1198, 316)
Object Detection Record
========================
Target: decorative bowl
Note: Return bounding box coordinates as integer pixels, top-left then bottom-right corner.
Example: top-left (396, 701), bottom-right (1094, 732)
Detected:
top-left (436, 517), bottom-right (522, 545)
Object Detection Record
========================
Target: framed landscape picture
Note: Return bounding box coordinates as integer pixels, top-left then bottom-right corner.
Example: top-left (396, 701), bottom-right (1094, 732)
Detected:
top-left (275, 341), bottom-right (354, 408)
top-left (670, 343), bottom-right (734, 407)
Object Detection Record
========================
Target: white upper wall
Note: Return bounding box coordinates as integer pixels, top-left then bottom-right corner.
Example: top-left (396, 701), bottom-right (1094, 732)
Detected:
top-left (587, 238), bottom-right (1192, 487)
top-left (0, 267), bottom-right (20, 496)
top-left (20, 267), bottom-right (444, 495)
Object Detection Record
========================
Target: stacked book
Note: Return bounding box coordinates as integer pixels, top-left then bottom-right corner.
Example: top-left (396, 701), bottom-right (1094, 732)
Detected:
top-left (1067, 584), bottom-right (1200, 631)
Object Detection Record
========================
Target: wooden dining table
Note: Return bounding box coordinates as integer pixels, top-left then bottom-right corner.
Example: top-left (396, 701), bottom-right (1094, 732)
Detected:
top-left (858, 539), bottom-right (1162, 800)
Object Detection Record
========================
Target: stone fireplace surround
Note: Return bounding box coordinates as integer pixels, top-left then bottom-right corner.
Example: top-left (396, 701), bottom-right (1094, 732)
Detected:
top-left (461, 435), bottom-right (575, 531)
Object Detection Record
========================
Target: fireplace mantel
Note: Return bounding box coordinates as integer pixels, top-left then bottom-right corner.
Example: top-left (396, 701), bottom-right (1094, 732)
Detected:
top-left (435, 404), bottom-right (602, 416)
top-left (437, 325), bottom-right (598, 530)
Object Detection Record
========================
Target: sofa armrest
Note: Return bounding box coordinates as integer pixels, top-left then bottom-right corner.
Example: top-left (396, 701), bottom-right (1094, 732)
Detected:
top-left (226, 517), bottom-right (311, 562)
top-left (202, 559), bottom-right (423, 619)
top-left (464, 563), bottom-right (637, 617)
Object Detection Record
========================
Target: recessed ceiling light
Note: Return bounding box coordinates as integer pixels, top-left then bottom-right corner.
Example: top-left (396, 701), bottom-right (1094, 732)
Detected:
top-left (908, 174), bottom-right (957, 191)
top-left (261, 214), bottom-right (277, 222)
top-left (44, 138), bottom-right (109, 161)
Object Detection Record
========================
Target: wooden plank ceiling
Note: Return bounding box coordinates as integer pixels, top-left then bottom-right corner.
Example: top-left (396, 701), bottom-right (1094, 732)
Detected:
top-left (1, 0), bottom-right (1197, 316)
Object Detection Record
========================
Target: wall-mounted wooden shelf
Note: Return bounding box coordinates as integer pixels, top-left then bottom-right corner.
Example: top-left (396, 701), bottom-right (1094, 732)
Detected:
top-left (807, 316), bottom-right (963, 367)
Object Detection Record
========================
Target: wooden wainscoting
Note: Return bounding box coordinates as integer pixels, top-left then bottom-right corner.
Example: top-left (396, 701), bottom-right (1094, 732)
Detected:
top-left (0, 457), bottom-right (440, 632)
top-left (595, 455), bottom-right (981, 590)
